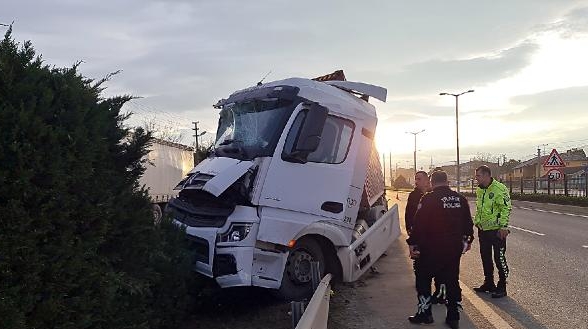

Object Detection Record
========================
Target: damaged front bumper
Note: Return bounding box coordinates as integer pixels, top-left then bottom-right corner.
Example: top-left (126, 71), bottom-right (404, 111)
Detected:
top-left (176, 205), bottom-right (287, 289)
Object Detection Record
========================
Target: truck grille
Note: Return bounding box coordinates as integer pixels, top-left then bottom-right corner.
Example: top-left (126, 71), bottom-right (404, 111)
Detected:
top-left (168, 197), bottom-right (231, 227)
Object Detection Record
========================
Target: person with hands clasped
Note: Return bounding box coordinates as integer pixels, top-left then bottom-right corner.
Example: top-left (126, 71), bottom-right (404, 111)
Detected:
top-left (473, 165), bottom-right (512, 298)
top-left (407, 170), bottom-right (474, 329)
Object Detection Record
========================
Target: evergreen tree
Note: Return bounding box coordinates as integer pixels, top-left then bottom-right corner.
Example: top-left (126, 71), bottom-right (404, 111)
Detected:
top-left (0, 27), bottom-right (196, 329)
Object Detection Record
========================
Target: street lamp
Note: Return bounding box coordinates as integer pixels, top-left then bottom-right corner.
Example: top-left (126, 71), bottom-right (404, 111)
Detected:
top-left (439, 90), bottom-right (474, 192)
top-left (406, 129), bottom-right (425, 177)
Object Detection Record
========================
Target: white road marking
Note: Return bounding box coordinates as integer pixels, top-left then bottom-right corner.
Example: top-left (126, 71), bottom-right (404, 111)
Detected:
top-left (583, 245), bottom-right (588, 248)
top-left (515, 206), bottom-right (588, 219)
top-left (509, 225), bottom-right (546, 236)
top-left (460, 282), bottom-right (514, 329)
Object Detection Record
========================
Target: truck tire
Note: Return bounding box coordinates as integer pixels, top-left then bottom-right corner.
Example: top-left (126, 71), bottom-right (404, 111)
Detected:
top-left (366, 205), bottom-right (386, 226)
top-left (277, 238), bottom-right (325, 301)
top-left (152, 204), bottom-right (163, 225)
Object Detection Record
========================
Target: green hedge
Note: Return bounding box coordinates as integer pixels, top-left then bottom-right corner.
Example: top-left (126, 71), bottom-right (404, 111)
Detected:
top-left (461, 191), bottom-right (588, 207)
top-left (0, 27), bottom-right (198, 329)
top-left (510, 193), bottom-right (588, 207)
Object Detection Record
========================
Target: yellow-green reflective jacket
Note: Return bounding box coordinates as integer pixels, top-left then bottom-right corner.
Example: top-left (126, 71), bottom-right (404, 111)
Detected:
top-left (474, 179), bottom-right (512, 231)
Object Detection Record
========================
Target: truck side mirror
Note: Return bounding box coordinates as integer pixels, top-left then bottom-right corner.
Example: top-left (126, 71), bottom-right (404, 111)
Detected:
top-left (282, 103), bottom-right (328, 163)
top-left (295, 103), bottom-right (328, 152)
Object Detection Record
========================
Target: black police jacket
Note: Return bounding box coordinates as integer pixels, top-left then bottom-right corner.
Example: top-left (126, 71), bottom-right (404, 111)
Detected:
top-left (407, 185), bottom-right (474, 257)
top-left (405, 188), bottom-right (424, 234)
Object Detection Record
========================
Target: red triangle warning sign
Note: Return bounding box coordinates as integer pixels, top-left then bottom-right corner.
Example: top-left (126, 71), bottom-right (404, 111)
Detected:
top-left (542, 149), bottom-right (566, 168)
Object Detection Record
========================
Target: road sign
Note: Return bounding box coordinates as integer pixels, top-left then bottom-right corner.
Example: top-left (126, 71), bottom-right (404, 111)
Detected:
top-left (543, 148), bottom-right (566, 168)
top-left (547, 168), bottom-right (564, 180)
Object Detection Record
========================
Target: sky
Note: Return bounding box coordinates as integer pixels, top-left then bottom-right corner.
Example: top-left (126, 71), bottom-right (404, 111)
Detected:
top-left (3, 0), bottom-right (588, 170)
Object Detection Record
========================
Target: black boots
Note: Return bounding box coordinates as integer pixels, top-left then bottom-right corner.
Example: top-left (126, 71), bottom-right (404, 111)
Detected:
top-left (491, 280), bottom-right (507, 298)
top-left (445, 302), bottom-right (461, 329)
top-left (408, 295), bottom-right (434, 324)
top-left (473, 280), bottom-right (496, 293)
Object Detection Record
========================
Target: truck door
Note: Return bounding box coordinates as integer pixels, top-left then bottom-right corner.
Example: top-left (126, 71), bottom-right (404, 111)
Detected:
top-left (259, 107), bottom-right (358, 223)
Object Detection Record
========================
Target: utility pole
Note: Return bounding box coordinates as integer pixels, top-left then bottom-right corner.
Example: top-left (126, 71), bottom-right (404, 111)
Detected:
top-left (406, 129), bottom-right (425, 177)
top-left (536, 144), bottom-right (548, 178)
top-left (389, 152), bottom-right (393, 188)
top-left (382, 153), bottom-right (386, 187)
top-left (536, 147), bottom-right (541, 179)
top-left (192, 121), bottom-right (206, 166)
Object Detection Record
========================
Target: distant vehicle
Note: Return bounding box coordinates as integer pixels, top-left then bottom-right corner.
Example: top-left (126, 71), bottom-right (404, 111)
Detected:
top-left (139, 139), bottom-right (194, 223)
top-left (167, 72), bottom-right (401, 300)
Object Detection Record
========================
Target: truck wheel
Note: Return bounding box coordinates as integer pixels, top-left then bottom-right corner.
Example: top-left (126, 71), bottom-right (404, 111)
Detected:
top-left (152, 204), bottom-right (163, 225)
top-left (278, 238), bottom-right (325, 301)
top-left (366, 205), bottom-right (386, 226)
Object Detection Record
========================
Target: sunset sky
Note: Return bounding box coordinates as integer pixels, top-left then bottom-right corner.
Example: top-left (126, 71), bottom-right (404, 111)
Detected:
top-left (4, 0), bottom-right (588, 169)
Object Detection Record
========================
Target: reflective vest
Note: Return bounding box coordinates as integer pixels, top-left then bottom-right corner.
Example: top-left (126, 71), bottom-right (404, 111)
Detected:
top-left (474, 179), bottom-right (512, 231)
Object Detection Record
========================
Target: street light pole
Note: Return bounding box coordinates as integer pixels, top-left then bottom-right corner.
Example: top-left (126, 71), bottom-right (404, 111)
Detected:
top-left (406, 129), bottom-right (425, 177)
top-left (439, 90), bottom-right (474, 193)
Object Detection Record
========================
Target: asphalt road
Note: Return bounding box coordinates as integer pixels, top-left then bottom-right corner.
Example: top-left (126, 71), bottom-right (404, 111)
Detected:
top-left (459, 199), bottom-right (588, 329)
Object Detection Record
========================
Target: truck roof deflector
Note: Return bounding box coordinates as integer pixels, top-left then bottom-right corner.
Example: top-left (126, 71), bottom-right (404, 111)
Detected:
top-left (325, 81), bottom-right (387, 103)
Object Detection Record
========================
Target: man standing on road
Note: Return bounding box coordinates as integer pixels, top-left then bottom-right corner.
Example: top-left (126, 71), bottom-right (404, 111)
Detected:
top-left (405, 170), bottom-right (431, 235)
top-left (405, 171), bottom-right (445, 303)
top-left (407, 170), bottom-right (474, 329)
top-left (473, 165), bottom-right (512, 298)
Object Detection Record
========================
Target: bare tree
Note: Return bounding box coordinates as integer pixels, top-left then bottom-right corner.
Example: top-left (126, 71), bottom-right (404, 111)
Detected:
top-left (141, 116), bottom-right (185, 144)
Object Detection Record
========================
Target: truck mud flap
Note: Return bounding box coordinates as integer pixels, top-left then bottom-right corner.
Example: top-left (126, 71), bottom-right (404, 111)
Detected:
top-left (347, 204), bottom-right (400, 281)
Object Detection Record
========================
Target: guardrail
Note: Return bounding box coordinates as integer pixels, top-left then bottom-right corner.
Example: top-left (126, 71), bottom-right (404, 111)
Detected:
top-left (296, 274), bottom-right (332, 329)
top-left (293, 273), bottom-right (333, 329)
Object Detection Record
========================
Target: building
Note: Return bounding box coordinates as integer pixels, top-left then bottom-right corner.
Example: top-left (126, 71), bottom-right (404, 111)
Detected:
top-left (510, 148), bottom-right (588, 179)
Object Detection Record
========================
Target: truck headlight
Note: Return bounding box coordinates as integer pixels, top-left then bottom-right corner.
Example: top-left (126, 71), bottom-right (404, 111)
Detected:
top-left (217, 223), bottom-right (252, 243)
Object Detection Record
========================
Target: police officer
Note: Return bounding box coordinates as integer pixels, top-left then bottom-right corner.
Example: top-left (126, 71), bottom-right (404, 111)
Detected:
top-left (407, 170), bottom-right (474, 329)
top-left (405, 170), bottom-right (431, 235)
top-left (405, 171), bottom-right (444, 303)
top-left (473, 165), bottom-right (512, 298)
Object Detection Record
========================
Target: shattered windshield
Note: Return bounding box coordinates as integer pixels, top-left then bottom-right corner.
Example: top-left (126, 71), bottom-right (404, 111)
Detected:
top-left (214, 98), bottom-right (295, 160)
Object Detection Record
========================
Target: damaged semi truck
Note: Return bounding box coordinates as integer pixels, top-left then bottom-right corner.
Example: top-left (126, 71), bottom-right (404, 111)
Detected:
top-left (167, 72), bottom-right (401, 300)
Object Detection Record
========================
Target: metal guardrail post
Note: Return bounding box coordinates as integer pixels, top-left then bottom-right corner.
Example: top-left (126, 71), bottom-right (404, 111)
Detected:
top-left (291, 301), bottom-right (305, 329)
top-left (311, 261), bottom-right (320, 292)
top-left (295, 274), bottom-right (332, 329)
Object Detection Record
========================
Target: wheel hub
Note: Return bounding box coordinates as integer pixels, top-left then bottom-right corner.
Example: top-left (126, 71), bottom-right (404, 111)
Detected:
top-left (287, 250), bottom-right (313, 284)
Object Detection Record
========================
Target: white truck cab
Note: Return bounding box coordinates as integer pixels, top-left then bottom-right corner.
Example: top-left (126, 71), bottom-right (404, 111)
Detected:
top-left (168, 73), bottom-right (400, 300)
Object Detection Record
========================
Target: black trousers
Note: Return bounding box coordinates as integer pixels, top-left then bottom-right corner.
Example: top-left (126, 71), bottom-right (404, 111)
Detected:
top-left (415, 253), bottom-right (462, 304)
top-left (414, 259), bottom-right (441, 293)
top-left (478, 229), bottom-right (509, 282)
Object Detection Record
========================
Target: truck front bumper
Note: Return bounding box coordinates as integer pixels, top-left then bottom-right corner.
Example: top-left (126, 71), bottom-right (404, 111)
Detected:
top-left (177, 206), bottom-right (286, 289)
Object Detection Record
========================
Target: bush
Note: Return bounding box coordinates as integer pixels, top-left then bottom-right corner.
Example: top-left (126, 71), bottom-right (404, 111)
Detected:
top-left (510, 193), bottom-right (588, 207)
top-left (0, 27), bottom-right (196, 329)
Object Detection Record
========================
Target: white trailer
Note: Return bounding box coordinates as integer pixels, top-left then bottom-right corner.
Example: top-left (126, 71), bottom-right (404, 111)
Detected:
top-left (140, 139), bottom-right (194, 222)
top-left (168, 73), bottom-right (400, 300)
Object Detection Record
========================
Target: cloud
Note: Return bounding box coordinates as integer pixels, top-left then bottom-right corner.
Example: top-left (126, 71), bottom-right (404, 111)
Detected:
top-left (536, 5), bottom-right (588, 38)
top-left (381, 42), bottom-right (539, 97)
top-left (509, 86), bottom-right (588, 121)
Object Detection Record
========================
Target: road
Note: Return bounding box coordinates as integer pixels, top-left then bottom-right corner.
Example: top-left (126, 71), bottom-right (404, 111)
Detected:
top-left (329, 191), bottom-right (588, 329)
top-left (459, 199), bottom-right (588, 329)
